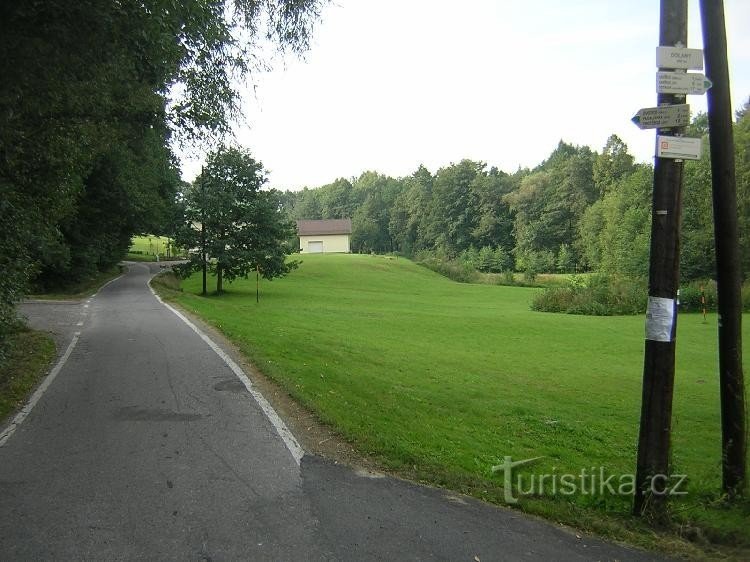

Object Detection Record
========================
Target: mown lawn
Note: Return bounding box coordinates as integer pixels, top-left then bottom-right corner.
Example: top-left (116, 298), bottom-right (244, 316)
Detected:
top-left (163, 254), bottom-right (749, 554)
top-left (128, 235), bottom-right (176, 261)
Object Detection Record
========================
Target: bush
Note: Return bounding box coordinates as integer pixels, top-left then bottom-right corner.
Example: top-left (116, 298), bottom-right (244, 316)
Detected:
top-left (461, 246), bottom-right (512, 274)
top-left (680, 279), bottom-right (750, 312)
top-left (151, 270), bottom-right (182, 292)
top-left (678, 281), bottom-right (717, 312)
top-left (417, 255), bottom-right (479, 284)
top-left (531, 275), bottom-right (647, 316)
top-left (478, 246), bottom-right (494, 272)
top-left (496, 270), bottom-right (516, 286)
top-left (459, 247), bottom-right (479, 269)
top-left (535, 276), bottom-right (748, 316)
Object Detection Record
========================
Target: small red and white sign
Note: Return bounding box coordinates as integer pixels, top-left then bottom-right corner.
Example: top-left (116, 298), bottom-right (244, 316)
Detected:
top-left (657, 136), bottom-right (702, 160)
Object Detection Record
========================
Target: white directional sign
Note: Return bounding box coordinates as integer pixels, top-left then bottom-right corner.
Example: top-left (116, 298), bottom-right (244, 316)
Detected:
top-left (656, 71), bottom-right (712, 95)
top-left (657, 136), bottom-right (702, 160)
top-left (632, 104), bottom-right (690, 129)
top-left (656, 46), bottom-right (703, 70)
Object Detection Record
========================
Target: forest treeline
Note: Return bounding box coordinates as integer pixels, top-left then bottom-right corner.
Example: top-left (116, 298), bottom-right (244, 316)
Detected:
top-left (281, 107), bottom-right (750, 282)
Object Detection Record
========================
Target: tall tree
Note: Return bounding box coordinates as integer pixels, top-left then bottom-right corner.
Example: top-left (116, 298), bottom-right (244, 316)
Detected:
top-left (389, 165), bottom-right (434, 254)
top-left (506, 142), bottom-right (596, 270)
top-left (734, 98), bottom-right (750, 276)
top-left (175, 147), bottom-right (298, 294)
top-left (597, 165), bottom-right (653, 278)
top-left (593, 135), bottom-right (636, 196)
top-left (681, 139), bottom-right (716, 281)
top-left (471, 167), bottom-right (516, 252)
top-left (320, 178), bottom-right (356, 219)
top-left (429, 160), bottom-right (482, 255)
top-left (350, 172), bottom-right (401, 253)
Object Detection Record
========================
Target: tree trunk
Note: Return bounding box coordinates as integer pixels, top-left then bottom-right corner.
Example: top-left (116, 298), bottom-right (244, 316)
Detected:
top-left (216, 264), bottom-right (223, 294)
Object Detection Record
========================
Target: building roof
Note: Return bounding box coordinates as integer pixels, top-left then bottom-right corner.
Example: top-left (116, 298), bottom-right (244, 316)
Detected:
top-left (297, 218), bottom-right (352, 236)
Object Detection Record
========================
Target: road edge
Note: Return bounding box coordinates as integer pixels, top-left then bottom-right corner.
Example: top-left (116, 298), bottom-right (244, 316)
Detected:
top-left (0, 331), bottom-right (80, 447)
top-left (148, 282), bottom-right (305, 466)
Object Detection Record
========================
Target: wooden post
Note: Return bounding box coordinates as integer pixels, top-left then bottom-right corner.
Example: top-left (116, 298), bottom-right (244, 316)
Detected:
top-left (200, 169), bottom-right (207, 296)
top-left (633, 0), bottom-right (687, 522)
top-left (699, 0), bottom-right (746, 496)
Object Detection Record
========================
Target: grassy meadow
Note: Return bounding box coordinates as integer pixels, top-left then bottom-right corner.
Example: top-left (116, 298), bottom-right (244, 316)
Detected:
top-left (161, 254), bottom-right (749, 553)
top-left (127, 235), bottom-right (176, 261)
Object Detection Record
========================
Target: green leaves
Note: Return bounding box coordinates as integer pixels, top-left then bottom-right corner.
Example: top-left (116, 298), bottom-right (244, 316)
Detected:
top-left (175, 146), bottom-right (298, 293)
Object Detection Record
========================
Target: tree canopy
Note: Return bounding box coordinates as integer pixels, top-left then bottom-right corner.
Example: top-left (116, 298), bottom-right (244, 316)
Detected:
top-left (0, 1), bottom-right (324, 361)
top-left (281, 108), bottom-right (750, 284)
top-left (175, 146), bottom-right (298, 294)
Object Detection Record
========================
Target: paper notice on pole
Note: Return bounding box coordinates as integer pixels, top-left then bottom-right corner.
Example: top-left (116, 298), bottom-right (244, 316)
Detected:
top-left (645, 297), bottom-right (675, 342)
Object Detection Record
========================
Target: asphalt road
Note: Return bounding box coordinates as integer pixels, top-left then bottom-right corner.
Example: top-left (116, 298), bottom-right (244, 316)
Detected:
top-left (1, 263), bottom-right (664, 561)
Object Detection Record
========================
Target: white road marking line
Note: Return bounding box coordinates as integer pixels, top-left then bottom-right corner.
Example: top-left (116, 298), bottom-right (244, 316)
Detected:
top-left (0, 272), bottom-right (124, 447)
top-left (149, 285), bottom-right (305, 466)
top-left (0, 332), bottom-right (81, 447)
top-left (91, 274), bottom-right (123, 299)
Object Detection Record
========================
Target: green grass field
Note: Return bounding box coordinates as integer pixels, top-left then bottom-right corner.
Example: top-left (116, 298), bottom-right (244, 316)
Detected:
top-left (127, 235), bottom-right (177, 261)
top-left (162, 254), bottom-right (749, 555)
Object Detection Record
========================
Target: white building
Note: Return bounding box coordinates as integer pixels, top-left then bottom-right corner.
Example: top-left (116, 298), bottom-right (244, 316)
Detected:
top-left (297, 219), bottom-right (352, 254)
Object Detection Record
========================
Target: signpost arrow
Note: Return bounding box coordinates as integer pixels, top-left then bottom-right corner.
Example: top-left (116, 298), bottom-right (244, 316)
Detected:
top-left (656, 71), bottom-right (712, 95)
top-left (631, 104), bottom-right (690, 129)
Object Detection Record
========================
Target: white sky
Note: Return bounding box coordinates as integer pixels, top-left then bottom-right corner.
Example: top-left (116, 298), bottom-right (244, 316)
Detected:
top-left (180, 0), bottom-right (750, 190)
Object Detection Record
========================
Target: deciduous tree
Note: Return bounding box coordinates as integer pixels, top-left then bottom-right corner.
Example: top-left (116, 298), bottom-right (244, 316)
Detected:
top-left (175, 147), bottom-right (298, 294)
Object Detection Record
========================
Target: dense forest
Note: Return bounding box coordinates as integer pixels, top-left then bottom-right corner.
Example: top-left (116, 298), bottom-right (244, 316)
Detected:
top-left (281, 107), bottom-right (750, 283)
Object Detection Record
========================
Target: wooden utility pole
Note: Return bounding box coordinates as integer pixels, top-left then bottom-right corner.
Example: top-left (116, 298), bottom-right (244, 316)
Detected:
top-left (699, 0), bottom-right (746, 496)
top-left (633, 0), bottom-right (687, 521)
top-left (200, 170), bottom-right (207, 296)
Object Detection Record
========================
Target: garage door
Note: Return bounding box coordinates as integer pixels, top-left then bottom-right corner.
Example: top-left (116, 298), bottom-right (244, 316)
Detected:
top-left (308, 241), bottom-right (324, 253)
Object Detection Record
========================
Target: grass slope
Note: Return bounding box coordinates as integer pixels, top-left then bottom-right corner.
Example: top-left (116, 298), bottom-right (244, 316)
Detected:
top-left (127, 235), bottom-right (178, 261)
top-left (1, 329), bottom-right (55, 422)
top-left (166, 254), bottom-right (749, 553)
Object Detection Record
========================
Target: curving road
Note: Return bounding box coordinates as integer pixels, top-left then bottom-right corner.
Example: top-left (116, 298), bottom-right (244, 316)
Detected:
top-left (1, 263), bottom-right (663, 561)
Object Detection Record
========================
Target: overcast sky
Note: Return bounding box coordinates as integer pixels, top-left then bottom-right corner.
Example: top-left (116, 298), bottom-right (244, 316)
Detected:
top-left (180, 0), bottom-right (750, 190)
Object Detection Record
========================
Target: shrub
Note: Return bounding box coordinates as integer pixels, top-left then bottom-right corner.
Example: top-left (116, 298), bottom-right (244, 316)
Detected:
top-left (557, 243), bottom-right (574, 273)
top-left (490, 246), bottom-right (512, 273)
top-left (151, 270), bottom-right (183, 292)
top-left (531, 275), bottom-right (647, 316)
top-left (417, 255), bottom-right (479, 284)
top-left (477, 246), bottom-right (494, 272)
top-left (678, 281), bottom-right (717, 312)
top-left (523, 268), bottom-right (537, 284)
top-left (460, 247), bottom-right (480, 269)
top-left (679, 279), bottom-right (750, 312)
